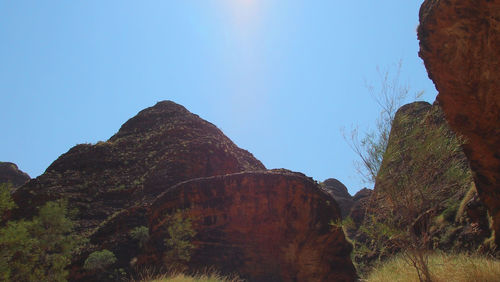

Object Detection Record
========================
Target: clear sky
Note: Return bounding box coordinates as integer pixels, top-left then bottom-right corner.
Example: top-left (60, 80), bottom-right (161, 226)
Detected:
top-left (0, 1), bottom-right (436, 195)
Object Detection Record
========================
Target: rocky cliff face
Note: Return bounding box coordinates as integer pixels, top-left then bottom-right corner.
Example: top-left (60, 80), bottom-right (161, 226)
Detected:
top-left (0, 162), bottom-right (30, 188)
top-left (147, 170), bottom-right (356, 282)
top-left (418, 0), bottom-right (500, 245)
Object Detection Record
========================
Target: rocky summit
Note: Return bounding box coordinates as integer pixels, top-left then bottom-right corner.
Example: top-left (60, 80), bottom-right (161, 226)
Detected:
top-left (418, 0), bottom-right (500, 245)
top-left (11, 101), bottom-right (356, 281)
top-left (0, 162), bottom-right (30, 189)
top-left (13, 101), bottom-right (265, 230)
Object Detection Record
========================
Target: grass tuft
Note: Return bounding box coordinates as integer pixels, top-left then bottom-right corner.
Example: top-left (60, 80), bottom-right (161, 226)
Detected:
top-left (131, 268), bottom-right (244, 282)
top-left (366, 252), bottom-right (500, 282)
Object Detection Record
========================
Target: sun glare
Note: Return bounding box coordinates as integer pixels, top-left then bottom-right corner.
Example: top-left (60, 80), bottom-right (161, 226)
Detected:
top-left (220, 0), bottom-right (262, 29)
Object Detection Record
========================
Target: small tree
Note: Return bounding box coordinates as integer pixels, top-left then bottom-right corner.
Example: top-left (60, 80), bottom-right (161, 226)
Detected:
top-left (345, 60), bottom-right (419, 185)
top-left (346, 62), bottom-right (470, 282)
top-left (0, 199), bottom-right (78, 282)
top-left (163, 211), bottom-right (196, 271)
top-left (373, 106), bottom-right (471, 282)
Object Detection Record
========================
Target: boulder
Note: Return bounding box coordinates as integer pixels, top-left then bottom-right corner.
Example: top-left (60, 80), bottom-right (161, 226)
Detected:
top-left (148, 170), bottom-right (357, 282)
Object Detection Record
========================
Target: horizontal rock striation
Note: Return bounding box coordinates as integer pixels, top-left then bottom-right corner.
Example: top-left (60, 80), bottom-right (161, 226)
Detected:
top-left (148, 170), bottom-right (356, 282)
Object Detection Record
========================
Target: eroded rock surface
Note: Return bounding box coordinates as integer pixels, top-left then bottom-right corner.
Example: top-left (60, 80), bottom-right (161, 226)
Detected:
top-left (11, 101), bottom-right (265, 280)
top-left (13, 101), bottom-right (264, 230)
top-left (0, 162), bottom-right (30, 188)
top-left (148, 170), bottom-right (356, 282)
top-left (418, 0), bottom-right (500, 244)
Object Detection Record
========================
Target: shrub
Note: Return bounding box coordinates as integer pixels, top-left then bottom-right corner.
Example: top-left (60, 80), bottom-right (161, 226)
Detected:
top-left (84, 249), bottom-right (117, 271)
top-left (0, 183), bottom-right (15, 215)
top-left (163, 211), bottom-right (196, 271)
top-left (130, 226), bottom-right (150, 248)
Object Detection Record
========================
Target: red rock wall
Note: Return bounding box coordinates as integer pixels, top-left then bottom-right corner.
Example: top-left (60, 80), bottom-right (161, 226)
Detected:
top-left (418, 0), bottom-right (500, 244)
top-left (149, 170), bottom-right (356, 282)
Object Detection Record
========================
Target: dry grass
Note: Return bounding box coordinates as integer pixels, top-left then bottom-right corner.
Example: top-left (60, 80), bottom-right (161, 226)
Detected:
top-left (131, 268), bottom-right (244, 282)
top-left (148, 273), bottom-right (242, 282)
top-left (365, 252), bottom-right (500, 282)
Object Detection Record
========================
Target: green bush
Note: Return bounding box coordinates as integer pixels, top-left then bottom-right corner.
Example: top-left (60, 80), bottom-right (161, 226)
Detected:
top-left (84, 249), bottom-right (117, 271)
top-left (0, 199), bottom-right (78, 282)
top-left (0, 183), bottom-right (15, 215)
top-left (163, 211), bottom-right (196, 270)
top-left (130, 226), bottom-right (150, 248)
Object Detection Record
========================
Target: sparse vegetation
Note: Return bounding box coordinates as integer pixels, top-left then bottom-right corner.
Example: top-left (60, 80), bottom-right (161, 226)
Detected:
top-left (366, 252), bottom-right (500, 282)
top-left (346, 63), bottom-right (473, 281)
top-left (132, 268), bottom-right (244, 282)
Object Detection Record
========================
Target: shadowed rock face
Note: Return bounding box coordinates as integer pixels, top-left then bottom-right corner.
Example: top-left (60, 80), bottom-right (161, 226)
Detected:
top-left (322, 178), bottom-right (353, 219)
top-left (418, 0), bottom-right (500, 244)
top-left (148, 170), bottom-right (356, 282)
top-left (0, 162), bottom-right (30, 188)
top-left (348, 188), bottom-right (372, 232)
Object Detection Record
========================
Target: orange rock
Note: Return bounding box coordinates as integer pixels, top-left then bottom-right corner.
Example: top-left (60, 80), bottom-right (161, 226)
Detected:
top-left (149, 170), bottom-right (356, 282)
top-left (418, 0), bottom-right (500, 245)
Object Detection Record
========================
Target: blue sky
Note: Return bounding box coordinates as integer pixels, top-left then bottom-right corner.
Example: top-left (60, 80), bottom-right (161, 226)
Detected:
top-left (0, 1), bottom-right (436, 195)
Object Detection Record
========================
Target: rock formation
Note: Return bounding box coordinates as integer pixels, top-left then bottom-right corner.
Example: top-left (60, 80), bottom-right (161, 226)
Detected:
top-left (347, 188), bottom-right (372, 234)
top-left (13, 101), bottom-right (265, 230)
top-left (322, 178), bottom-right (353, 219)
top-left (0, 162), bottom-right (30, 188)
top-left (148, 170), bottom-right (356, 282)
top-left (347, 102), bottom-right (493, 273)
top-left (11, 101), bottom-right (356, 281)
top-left (13, 101), bottom-right (266, 279)
top-left (418, 0), bottom-right (500, 244)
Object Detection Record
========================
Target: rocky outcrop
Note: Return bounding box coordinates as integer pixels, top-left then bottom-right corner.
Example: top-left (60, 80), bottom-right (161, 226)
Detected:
top-left (0, 162), bottom-right (30, 188)
top-left (322, 178), bottom-right (353, 219)
top-left (347, 102), bottom-right (494, 273)
top-left (418, 0), bottom-right (500, 244)
top-left (147, 170), bottom-right (356, 282)
top-left (11, 101), bottom-right (357, 281)
top-left (12, 101), bottom-right (265, 279)
top-left (13, 101), bottom-right (265, 230)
